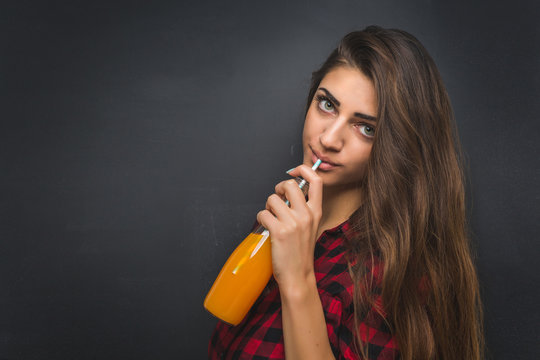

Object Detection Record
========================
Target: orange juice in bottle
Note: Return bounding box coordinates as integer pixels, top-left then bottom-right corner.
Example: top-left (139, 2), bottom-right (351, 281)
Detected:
top-left (204, 224), bottom-right (272, 325)
top-left (204, 159), bottom-right (321, 326)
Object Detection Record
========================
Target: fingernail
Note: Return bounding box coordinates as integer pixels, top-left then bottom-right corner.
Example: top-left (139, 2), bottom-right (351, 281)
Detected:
top-left (286, 168), bottom-right (295, 174)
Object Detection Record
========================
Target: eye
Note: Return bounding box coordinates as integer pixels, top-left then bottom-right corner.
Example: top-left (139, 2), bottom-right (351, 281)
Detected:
top-left (315, 95), bottom-right (335, 113)
top-left (358, 124), bottom-right (375, 138)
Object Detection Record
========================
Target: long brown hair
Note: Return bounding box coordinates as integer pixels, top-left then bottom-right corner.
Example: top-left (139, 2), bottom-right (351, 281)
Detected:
top-left (306, 26), bottom-right (484, 360)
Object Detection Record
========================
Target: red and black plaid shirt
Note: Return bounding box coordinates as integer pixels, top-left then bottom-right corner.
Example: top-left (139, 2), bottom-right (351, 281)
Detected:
top-left (208, 220), bottom-right (399, 359)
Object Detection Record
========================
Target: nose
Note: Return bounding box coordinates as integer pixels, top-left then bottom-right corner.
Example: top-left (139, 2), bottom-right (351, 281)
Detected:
top-left (319, 117), bottom-right (346, 152)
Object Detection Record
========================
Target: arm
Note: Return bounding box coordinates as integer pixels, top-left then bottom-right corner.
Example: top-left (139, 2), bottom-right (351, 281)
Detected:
top-left (280, 273), bottom-right (336, 359)
top-left (257, 165), bottom-right (336, 360)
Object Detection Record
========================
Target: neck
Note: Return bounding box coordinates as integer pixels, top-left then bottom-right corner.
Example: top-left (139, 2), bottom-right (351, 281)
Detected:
top-left (317, 183), bottom-right (363, 239)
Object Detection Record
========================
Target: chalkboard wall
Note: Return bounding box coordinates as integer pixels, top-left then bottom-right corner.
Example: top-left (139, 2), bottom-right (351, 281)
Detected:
top-left (2, 0), bottom-right (539, 358)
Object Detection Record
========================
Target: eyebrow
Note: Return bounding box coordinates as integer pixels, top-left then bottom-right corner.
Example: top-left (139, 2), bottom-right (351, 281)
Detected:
top-left (319, 87), bottom-right (377, 122)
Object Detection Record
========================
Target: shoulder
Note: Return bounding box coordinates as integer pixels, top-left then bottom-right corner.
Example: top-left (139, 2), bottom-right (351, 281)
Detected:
top-left (314, 220), bottom-right (385, 303)
top-left (314, 223), bottom-right (355, 303)
top-left (315, 222), bottom-right (399, 359)
top-left (314, 226), bottom-right (386, 323)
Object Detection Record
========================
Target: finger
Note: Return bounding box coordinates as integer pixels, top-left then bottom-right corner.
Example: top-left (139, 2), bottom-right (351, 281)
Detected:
top-left (279, 178), bottom-right (309, 210)
top-left (285, 166), bottom-right (301, 178)
top-left (256, 209), bottom-right (279, 232)
top-left (288, 164), bottom-right (323, 212)
top-left (285, 161), bottom-right (316, 178)
top-left (275, 178), bottom-right (305, 201)
top-left (265, 193), bottom-right (292, 221)
top-left (274, 180), bottom-right (290, 198)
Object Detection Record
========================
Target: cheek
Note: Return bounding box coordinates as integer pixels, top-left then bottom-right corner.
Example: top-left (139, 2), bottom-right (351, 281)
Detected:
top-left (349, 143), bottom-right (372, 167)
top-left (304, 105), bottom-right (325, 134)
top-left (302, 111), bottom-right (317, 143)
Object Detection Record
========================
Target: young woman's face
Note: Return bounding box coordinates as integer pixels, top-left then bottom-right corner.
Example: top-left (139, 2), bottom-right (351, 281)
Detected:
top-left (302, 66), bottom-right (377, 189)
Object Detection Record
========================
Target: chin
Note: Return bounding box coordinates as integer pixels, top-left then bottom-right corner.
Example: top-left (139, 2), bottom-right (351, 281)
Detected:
top-left (319, 173), bottom-right (361, 188)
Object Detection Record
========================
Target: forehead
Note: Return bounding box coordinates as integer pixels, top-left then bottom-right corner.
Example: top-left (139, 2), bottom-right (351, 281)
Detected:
top-left (318, 66), bottom-right (377, 115)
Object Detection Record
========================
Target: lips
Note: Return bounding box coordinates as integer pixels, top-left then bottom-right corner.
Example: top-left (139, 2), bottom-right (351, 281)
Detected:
top-left (310, 148), bottom-right (340, 170)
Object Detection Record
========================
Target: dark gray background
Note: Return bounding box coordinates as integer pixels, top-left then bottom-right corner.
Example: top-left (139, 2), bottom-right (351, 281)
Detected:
top-left (2, 0), bottom-right (539, 359)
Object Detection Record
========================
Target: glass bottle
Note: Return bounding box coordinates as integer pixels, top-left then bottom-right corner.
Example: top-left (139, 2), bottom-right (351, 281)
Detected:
top-left (204, 177), bottom-right (311, 326)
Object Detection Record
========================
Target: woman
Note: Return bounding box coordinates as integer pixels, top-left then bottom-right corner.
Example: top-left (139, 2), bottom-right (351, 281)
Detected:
top-left (209, 25), bottom-right (484, 360)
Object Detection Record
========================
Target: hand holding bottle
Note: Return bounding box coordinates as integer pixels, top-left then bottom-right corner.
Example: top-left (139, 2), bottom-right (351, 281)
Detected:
top-left (204, 160), bottom-right (321, 326)
top-left (256, 164), bottom-right (323, 295)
